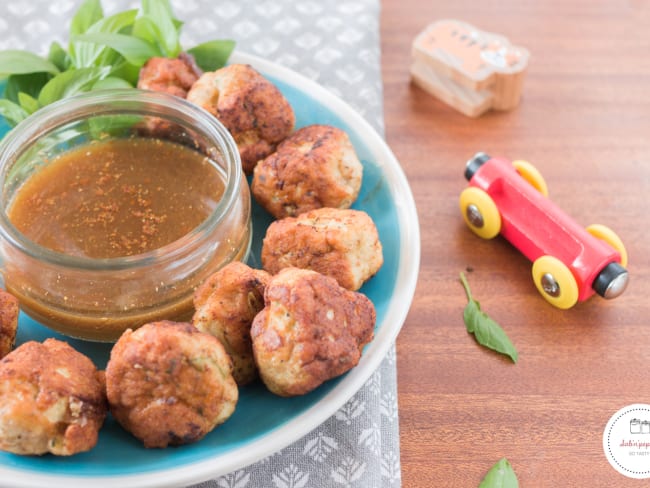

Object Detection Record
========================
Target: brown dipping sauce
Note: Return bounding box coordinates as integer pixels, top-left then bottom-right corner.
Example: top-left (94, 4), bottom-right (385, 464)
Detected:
top-left (2, 136), bottom-right (251, 342)
top-left (8, 137), bottom-right (225, 258)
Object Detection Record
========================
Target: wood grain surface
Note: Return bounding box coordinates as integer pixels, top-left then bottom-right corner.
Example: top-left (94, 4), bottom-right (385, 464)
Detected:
top-left (380, 0), bottom-right (650, 486)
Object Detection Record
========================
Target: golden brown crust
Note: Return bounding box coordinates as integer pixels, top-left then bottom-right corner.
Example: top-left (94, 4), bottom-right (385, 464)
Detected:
top-left (0, 338), bottom-right (107, 456)
top-left (186, 64), bottom-right (295, 174)
top-left (251, 268), bottom-right (375, 396)
top-left (137, 53), bottom-right (203, 98)
top-left (261, 207), bottom-right (384, 290)
top-left (251, 124), bottom-right (363, 219)
top-left (0, 290), bottom-right (18, 359)
top-left (192, 262), bottom-right (271, 385)
top-left (105, 321), bottom-right (238, 448)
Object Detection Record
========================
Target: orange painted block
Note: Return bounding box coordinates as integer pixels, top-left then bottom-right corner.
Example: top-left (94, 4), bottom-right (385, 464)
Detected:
top-left (410, 20), bottom-right (530, 117)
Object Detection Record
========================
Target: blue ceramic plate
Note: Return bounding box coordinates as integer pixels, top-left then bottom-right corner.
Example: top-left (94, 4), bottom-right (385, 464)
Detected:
top-left (0, 51), bottom-right (420, 488)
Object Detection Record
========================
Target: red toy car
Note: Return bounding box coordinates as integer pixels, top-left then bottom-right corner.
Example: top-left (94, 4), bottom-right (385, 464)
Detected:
top-left (460, 152), bottom-right (629, 309)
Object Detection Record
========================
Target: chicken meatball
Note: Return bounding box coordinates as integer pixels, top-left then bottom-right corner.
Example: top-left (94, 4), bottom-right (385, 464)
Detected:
top-left (261, 207), bottom-right (384, 291)
top-left (193, 261), bottom-right (271, 385)
top-left (252, 124), bottom-right (363, 219)
top-left (0, 290), bottom-right (18, 359)
top-left (186, 64), bottom-right (295, 174)
top-left (106, 321), bottom-right (238, 448)
top-left (0, 339), bottom-right (107, 456)
top-left (251, 267), bottom-right (375, 397)
top-left (137, 52), bottom-right (203, 98)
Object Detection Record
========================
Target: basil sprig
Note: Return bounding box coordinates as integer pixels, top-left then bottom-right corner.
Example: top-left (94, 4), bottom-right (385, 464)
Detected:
top-left (479, 458), bottom-right (519, 488)
top-left (0, 0), bottom-right (235, 128)
top-left (460, 272), bottom-right (518, 363)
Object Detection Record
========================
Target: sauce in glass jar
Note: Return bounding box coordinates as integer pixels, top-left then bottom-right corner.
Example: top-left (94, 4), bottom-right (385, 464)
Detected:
top-left (8, 137), bottom-right (225, 259)
top-left (0, 90), bottom-right (251, 342)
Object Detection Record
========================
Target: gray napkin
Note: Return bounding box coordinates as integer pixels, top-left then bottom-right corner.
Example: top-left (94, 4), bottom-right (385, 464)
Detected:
top-left (0, 1), bottom-right (401, 486)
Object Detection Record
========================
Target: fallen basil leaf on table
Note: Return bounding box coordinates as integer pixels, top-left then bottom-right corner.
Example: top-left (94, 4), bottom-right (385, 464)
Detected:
top-left (479, 457), bottom-right (519, 488)
top-left (459, 272), bottom-right (518, 363)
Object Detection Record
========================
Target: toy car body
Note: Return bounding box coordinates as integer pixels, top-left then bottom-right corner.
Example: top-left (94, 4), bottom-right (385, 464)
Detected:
top-left (460, 152), bottom-right (629, 309)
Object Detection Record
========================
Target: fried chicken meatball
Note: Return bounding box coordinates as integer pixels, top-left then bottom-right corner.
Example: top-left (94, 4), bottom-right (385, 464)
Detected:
top-left (193, 261), bottom-right (271, 385)
top-left (251, 267), bottom-right (375, 397)
top-left (0, 339), bottom-right (107, 456)
top-left (252, 124), bottom-right (363, 219)
top-left (137, 52), bottom-right (203, 98)
top-left (261, 207), bottom-right (384, 291)
top-left (186, 64), bottom-right (295, 174)
top-left (106, 321), bottom-right (238, 448)
top-left (0, 290), bottom-right (18, 359)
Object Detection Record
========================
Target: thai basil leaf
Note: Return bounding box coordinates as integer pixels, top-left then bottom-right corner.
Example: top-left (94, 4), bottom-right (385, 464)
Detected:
top-left (38, 66), bottom-right (109, 106)
top-left (88, 113), bottom-right (143, 141)
top-left (460, 272), bottom-right (518, 363)
top-left (109, 62), bottom-right (141, 87)
top-left (69, 0), bottom-right (104, 36)
top-left (141, 0), bottom-right (182, 57)
top-left (187, 40), bottom-right (236, 72)
top-left (92, 76), bottom-right (133, 90)
top-left (4, 72), bottom-right (51, 104)
top-left (131, 16), bottom-right (171, 58)
top-left (70, 9), bottom-right (139, 68)
top-left (0, 99), bottom-right (29, 127)
top-left (72, 33), bottom-right (159, 67)
top-left (0, 50), bottom-right (60, 77)
top-left (17, 92), bottom-right (40, 114)
top-left (479, 458), bottom-right (519, 488)
top-left (131, 16), bottom-right (160, 47)
top-left (48, 41), bottom-right (70, 72)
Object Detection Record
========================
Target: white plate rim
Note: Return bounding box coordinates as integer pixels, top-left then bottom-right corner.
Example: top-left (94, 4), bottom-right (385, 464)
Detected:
top-left (0, 50), bottom-right (421, 488)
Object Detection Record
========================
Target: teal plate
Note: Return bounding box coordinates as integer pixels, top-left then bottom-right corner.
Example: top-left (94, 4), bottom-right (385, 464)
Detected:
top-left (0, 51), bottom-right (420, 488)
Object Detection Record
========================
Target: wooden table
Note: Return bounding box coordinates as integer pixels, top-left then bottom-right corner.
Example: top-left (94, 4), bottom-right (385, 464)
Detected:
top-left (381, 0), bottom-right (650, 486)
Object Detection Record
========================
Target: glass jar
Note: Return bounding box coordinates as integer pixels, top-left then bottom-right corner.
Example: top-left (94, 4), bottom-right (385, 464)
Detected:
top-left (0, 89), bottom-right (251, 341)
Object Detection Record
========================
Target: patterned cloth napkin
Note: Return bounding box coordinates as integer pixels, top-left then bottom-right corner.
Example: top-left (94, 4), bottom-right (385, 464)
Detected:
top-left (0, 1), bottom-right (401, 486)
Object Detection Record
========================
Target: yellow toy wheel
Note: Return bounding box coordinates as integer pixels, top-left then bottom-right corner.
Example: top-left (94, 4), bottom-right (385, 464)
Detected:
top-left (512, 160), bottom-right (549, 197)
top-left (531, 255), bottom-right (579, 309)
top-left (586, 224), bottom-right (628, 268)
top-left (459, 187), bottom-right (501, 239)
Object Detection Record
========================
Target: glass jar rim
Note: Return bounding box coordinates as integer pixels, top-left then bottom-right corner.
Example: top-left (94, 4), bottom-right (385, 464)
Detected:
top-left (0, 89), bottom-right (244, 271)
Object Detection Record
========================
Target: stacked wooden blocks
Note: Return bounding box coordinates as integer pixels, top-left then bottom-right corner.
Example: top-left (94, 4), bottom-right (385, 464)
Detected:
top-left (410, 20), bottom-right (530, 117)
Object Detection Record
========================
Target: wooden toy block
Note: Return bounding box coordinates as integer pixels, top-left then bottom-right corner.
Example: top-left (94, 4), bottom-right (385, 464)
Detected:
top-left (410, 20), bottom-right (530, 117)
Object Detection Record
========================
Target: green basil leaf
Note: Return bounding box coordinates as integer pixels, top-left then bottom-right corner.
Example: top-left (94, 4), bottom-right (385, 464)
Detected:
top-left (0, 51), bottom-right (60, 77)
top-left (47, 41), bottom-right (70, 72)
top-left (463, 299), bottom-right (480, 334)
top-left (141, 0), bottom-right (181, 57)
top-left (131, 16), bottom-right (167, 57)
top-left (88, 114), bottom-right (143, 141)
top-left (70, 0), bottom-right (104, 36)
top-left (38, 66), bottom-right (109, 106)
top-left (460, 272), bottom-right (518, 363)
top-left (72, 33), bottom-right (159, 67)
top-left (470, 307), bottom-right (519, 363)
top-left (92, 76), bottom-right (133, 90)
top-left (17, 92), bottom-right (40, 114)
top-left (70, 9), bottom-right (139, 68)
top-left (0, 99), bottom-right (29, 127)
top-left (109, 62), bottom-right (141, 86)
top-left (4, 72), bottom-right (51, 103)
top-left (479, 458), bottom-right (519, 488)
top-left (187, 40), bottom-right (235, 72)
top-left (91, 9), bottom-right (138, 34)
top-left (131, 16), bottom-right (159, 45)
